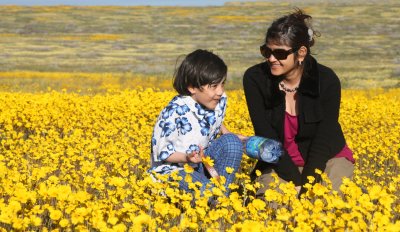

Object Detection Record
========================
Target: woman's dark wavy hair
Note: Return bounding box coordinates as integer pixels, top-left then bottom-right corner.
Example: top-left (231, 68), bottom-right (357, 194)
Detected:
top-left (265, 8), bottom-right (319, 75)
top-left (173, 49), bottom-right (227, 96)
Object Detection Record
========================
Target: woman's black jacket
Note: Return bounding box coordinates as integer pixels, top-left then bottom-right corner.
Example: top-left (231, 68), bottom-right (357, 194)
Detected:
top-left (243, 57), bottom-right (347, 192)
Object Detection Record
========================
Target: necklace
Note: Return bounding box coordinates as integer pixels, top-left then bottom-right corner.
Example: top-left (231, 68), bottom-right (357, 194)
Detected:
top-left (279, 82), bottom-right (299, 93)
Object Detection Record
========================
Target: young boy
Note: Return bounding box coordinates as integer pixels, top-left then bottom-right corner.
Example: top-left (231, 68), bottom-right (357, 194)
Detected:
top-left (150, 49), bottom-right (244, 196)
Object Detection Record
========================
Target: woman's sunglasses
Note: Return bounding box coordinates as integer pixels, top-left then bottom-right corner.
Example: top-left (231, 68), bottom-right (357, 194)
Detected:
top-left (260, 44), bottom-right (296, 60)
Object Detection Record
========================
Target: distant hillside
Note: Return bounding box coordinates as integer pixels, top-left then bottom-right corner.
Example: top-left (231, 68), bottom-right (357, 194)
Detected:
top-left (226, 0), bottom-right (399, 5)
top-left (0, 1), bottom-right (399, 88)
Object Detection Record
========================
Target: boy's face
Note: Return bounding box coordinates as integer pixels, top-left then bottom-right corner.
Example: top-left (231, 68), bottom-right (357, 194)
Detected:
top-left (188, 79), bottom-right (225, 110)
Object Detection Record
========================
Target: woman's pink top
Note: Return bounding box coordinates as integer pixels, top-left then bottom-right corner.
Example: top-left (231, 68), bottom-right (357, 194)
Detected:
top-left (284, 112), bottom-right (354, 167)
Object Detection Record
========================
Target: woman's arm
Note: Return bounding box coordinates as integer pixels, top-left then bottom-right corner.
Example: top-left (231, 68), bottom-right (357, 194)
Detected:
top-left (243, 66), bottom-right (278, 139)
top-left (300, 70), bottom-right (344, 193)
top-left (243, 65), bottom-right (301, 184)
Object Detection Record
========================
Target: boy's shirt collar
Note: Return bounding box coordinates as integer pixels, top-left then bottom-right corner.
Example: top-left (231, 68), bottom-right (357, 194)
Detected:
top-left (180, 93), bottom-right (226, 119)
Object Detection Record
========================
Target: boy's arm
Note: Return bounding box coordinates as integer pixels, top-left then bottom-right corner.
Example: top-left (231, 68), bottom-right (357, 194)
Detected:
top-left (166, 151), bottom-right (202, 164)
top-left (221, 124), bottom-right (248, 142)
top-left (220, 124), bottom-right (231, 134)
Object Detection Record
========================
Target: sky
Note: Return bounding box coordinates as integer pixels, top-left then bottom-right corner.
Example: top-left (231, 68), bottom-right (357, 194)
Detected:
top-left (0, 0), bottom-right (235, 6)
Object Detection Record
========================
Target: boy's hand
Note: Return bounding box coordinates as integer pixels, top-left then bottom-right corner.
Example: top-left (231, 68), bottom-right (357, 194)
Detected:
top-left (196, 146), bottom-right (220, 180)
top-left (186, 146), bottom-right (203, 164)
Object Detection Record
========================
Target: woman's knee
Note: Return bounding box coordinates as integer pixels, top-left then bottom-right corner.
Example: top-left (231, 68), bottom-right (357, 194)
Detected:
top-left (325, 157), bottom-right (354, 178)
top-left (325, 157), bottom-right (354, 191)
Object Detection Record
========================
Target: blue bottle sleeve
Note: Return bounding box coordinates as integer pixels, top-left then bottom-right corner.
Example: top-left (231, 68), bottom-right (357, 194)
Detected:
top-left (244, 136), bottom-right (283, 163)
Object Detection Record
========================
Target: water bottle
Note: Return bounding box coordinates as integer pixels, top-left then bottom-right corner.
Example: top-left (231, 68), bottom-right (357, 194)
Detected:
top-left (243, 136), bottom-right (283, 163)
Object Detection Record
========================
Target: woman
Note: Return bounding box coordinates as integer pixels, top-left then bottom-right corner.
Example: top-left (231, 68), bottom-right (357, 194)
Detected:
top-left (243, 9), bottom-right (354, 196)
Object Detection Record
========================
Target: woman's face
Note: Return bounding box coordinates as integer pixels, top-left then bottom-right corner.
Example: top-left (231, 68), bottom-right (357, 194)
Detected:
top-left (265, 43), bottom-right (301, 79)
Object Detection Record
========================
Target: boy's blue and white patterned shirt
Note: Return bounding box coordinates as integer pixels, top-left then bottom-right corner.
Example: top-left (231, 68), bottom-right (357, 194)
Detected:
top-left (150, 93), bottom-right (227, 174)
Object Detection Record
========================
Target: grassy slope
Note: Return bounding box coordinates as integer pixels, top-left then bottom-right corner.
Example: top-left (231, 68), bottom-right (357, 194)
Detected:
top-left (0, 0), bottom-right (399, 89)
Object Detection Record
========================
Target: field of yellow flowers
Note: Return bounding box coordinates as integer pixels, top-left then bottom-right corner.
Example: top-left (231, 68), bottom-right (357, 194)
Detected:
top-left (0, 87), bottom-right (399, 231)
